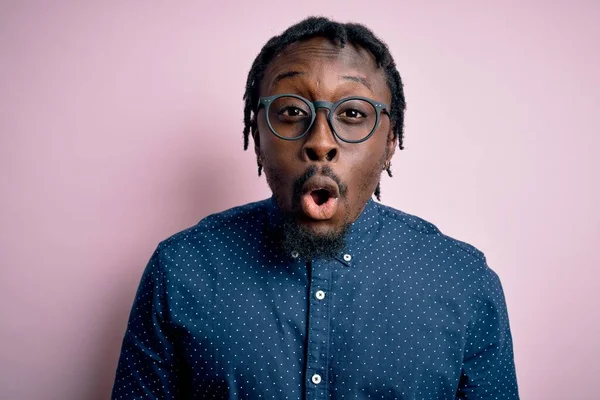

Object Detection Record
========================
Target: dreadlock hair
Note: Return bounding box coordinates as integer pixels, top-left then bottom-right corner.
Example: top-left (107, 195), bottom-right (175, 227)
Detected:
top-left (242, 16), bottom-right (406, 200)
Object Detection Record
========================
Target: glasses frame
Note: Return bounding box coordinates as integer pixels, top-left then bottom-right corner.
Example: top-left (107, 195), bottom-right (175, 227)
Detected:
top-left (257, 94), bottom-right (390, 144)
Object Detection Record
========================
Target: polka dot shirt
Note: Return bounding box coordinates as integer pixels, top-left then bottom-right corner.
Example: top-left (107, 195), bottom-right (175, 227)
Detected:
top-left (112, 197), bottom-right (519, 399)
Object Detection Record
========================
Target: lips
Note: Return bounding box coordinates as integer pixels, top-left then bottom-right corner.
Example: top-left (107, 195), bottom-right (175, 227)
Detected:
top-left (300, 176), bottom-right (340, 220)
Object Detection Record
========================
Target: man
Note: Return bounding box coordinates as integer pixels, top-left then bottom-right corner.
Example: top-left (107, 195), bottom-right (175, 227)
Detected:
top-left (112, 17), bottom-right (519, 399)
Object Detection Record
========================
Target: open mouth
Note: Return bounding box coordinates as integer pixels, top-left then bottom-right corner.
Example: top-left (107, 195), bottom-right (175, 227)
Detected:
top-left (311, 189), bottom-right (332, 205)
top-left (300, 177), bottom-right (341, 221)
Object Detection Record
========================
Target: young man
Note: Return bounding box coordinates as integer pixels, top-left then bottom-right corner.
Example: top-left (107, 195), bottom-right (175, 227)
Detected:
top-left (112, 17), bottom-right (518, 399)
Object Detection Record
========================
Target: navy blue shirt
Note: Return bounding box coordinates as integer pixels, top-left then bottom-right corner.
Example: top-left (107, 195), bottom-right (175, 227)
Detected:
top-left (112, 198), bottom-right (518, 399)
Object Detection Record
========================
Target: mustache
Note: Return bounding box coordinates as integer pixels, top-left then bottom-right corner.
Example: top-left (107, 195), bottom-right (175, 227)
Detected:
top-left (291, 165), bottom-right (348, 208)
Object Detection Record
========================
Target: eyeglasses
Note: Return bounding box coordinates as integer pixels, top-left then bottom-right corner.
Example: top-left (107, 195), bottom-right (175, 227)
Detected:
top-left (257, 94), bottom-right (390, 143)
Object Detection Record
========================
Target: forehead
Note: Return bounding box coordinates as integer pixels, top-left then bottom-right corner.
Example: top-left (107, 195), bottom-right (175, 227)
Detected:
top-left (260, 37), bottom-right (389, 99)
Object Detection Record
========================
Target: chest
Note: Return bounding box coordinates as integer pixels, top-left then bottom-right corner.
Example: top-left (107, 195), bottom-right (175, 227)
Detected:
top-left (168, 256), bottom-right (471, 398)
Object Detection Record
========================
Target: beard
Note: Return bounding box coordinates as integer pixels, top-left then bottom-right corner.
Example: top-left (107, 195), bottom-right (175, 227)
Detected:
top-left (265, 164), bottom-right (351, 260)
top-left (279, 212), bottom-right (350, 260)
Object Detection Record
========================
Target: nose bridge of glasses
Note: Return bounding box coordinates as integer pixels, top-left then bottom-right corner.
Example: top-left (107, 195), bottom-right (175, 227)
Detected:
top-left (309, 100), bottom-right (336, 134)
top-left (312, 100), bottom-right (335, 111)
top-left (308, 104), bottom-right (336, 141)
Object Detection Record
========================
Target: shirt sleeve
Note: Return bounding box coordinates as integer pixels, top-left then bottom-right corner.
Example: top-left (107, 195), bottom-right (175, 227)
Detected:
top-left (111, 245), bottom-right (179, 399)
top-left (456, 263), bottom-right (519, 399)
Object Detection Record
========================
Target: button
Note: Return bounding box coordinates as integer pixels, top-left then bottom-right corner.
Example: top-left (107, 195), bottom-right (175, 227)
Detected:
top-left (291, 250), bottom-right (299, 258)
top-left (311, 373), bottom-right (322, 384)
top-left (343, 254), bottom-right (352, 262)
top-left (315, 290), bottom-right (325, 300)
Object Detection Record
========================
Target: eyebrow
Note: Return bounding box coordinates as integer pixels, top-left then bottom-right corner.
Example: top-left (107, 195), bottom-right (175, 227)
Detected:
top-left (342, 75), bottom-right (372, 90)
top-left (272, 71), bottom-right (303, 86)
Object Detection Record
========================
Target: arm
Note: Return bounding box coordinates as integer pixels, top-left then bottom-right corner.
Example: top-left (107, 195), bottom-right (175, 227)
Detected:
top-left (112, 245), bottom-right (179, 399)
top-left (456, 265), bottom-right (519, 399)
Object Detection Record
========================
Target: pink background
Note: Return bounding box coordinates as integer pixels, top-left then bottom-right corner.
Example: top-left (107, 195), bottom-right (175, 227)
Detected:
top-left (1, 2), bottom-right (598, 399)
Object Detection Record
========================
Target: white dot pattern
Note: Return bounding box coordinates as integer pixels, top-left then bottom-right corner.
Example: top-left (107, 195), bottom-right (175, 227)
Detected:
top-left (112, 197), bottom-right (519, 399)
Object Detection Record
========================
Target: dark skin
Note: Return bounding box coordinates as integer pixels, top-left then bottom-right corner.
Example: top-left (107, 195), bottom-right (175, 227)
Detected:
top-left (253, 37), bottom-right (396, 237)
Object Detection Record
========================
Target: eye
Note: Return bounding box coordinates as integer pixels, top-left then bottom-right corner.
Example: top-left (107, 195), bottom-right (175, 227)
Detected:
top-left (339, 109), bottom-right (366, 119)
top-left (279, 107), bottom-right (308, 117)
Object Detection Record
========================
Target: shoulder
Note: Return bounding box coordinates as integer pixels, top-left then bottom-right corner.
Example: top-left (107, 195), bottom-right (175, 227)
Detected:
top-left (375, 201), bottom-right (506, 301)
top-left (157, 198), bottom-right (271, 253)
top-left (376, 203), bottom-right (485, 263)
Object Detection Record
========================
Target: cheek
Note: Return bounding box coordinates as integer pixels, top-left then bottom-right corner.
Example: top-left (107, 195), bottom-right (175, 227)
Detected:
top-left (257, 121), bottom-right (285, 161)
top-left (342, 139), bottom-right (388, 192)
top-left (257, 120), bottom-right (305, 170)
top-left (257, 124), bottom-right (300, 190)
top-left (260, 136), bottom-right (298, 172)
top-left (346, 136), bottom-right (388, 170)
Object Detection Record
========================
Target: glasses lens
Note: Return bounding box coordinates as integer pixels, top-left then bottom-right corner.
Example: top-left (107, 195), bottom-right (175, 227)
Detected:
top-left (268, 96), bottom-right (312, 139)
top-left (332, 99), bottom-right (377, 142)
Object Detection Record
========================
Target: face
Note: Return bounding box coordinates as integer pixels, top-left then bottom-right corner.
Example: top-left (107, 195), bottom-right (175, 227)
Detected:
top-left (254, 37), bottom-right (396, 238)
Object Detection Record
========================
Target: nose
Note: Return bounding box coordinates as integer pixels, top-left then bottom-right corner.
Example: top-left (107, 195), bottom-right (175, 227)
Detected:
top-left (302, 110), bottom-right (339, 163)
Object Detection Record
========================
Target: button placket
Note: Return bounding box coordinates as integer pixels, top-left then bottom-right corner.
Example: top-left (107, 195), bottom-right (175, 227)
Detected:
top-left (304, 260), bottom-right (332, 398)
